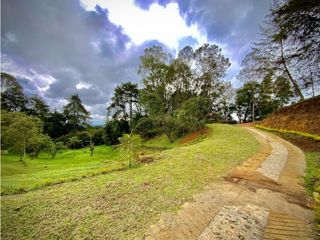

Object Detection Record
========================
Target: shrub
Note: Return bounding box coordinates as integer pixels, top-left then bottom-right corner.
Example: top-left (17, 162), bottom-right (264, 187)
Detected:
top-left (104, 119), bottom-right (130, 145)
top-left (134, 117), bottom-right (160, 139)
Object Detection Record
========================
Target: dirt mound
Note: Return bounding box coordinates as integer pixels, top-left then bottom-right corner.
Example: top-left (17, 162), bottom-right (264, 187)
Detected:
top-left (261, 95), bottom-right (320, 135)
top-left (179, 127), bottom-right (210, 145)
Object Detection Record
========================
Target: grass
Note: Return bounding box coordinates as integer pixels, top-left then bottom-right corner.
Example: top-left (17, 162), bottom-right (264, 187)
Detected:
top-left (304, 152), bottom-right (320, 232)
top-left (1, 146), bottom-right (123, 195)
top-left (1, 124), bottom-right (260, 240)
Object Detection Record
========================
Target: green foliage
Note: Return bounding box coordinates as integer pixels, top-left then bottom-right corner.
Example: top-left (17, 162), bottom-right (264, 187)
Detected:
top-left (304, 152), bottom-right (320, 233)
top-left (25, 95), bottom-right (50, 120)
top-left (107, 82), bottom-right (140, 124)
top-left (49, 141), bottom-right (66, 159)
top-left (104, 119), bottom-right (130, 145)
top-left (28, 133), bottom-right (52, 158)
top-left (63, 94), bottom-right (90, 130)
top-left (1, 72), bottom-right (27, 112)
top-left (1, 111), bottom-right (51, 160)
top-left (68, 136), bottom-right (81, 149)
top-left (134, 117), bottom-right (159, 138)
top-left (234, 77), bottom-right (293, 122)
top-left (118, 134), bottom-right (142, 167)
top-left (136, 43), bottom-right (231, 142)
top-left (304, 152), bottom-right (320, 194)
top-left (175, 96), bottom-right (211, 133)
top-left (44, 111), bottom-right (68, 139)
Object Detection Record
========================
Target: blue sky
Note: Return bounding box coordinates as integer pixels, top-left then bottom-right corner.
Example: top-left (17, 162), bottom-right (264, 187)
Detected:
top-left (1, 0), bottom-right (271, 124)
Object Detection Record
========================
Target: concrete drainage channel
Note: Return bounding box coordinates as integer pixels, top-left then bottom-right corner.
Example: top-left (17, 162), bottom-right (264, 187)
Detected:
top-left (142, 128), bottom-right (315, 240)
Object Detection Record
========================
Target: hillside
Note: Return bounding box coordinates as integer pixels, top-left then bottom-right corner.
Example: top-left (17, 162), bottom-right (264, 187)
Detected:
top-left (260, 95), bottom-right (320, 135)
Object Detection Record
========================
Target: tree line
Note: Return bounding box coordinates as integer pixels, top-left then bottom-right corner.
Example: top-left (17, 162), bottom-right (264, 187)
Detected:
top-left (1, 72), bottom-right (98, 160)
top-left (1, 0), bottom-right (318, 159)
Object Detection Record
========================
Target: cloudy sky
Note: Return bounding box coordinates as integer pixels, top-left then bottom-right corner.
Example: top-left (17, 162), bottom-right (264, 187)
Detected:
top-left (1, 0), bottom-right (271, 124)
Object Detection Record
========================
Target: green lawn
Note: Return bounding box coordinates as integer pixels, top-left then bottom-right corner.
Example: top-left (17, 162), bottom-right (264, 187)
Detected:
top-left (1, 146), bottom-right (123, 195)
top-left (1, 124), bottom-right (260, 240)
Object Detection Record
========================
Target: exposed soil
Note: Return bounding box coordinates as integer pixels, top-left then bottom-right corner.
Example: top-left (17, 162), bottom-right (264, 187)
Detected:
top-left (272, 132), bottom-right (320, 152)
top-left (261, 95), bottom-right (320, 135)
top-left (179, 127), bottom-right (210, 145)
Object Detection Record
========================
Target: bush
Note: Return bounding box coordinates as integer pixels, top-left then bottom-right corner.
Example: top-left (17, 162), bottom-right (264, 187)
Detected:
top-left (104, 119), bottom-right (130, 145)
top-left (175, 96), bottom-right (211, 134)
top-left (92, 128), bottom-right (105, 146)
top-left (134, 117), bottom-right (160, 139)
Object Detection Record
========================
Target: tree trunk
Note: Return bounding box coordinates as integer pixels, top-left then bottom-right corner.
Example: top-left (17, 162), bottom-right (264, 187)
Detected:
top-left (129, 98), bottom-right (133, 127)
top-left (280, 39), bottom-right (304, 101)
top-left (23, 138), bottom-right (26, 160)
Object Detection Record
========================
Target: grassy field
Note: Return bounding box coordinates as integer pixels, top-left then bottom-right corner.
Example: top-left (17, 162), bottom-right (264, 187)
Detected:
top-left (1, 134), bottom-right (184, 195)
top-left (1, 146), bottom-right (123, 195)
top-left (1, 124), bottom-right (260, 240)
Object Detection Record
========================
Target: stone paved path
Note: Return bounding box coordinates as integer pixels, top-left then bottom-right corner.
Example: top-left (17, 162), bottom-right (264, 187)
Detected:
top-left (142, 127), bottom-right (315, 240)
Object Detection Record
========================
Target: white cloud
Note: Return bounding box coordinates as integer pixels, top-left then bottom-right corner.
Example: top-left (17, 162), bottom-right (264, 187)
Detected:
top-left (76, 82), bottom-right (92, 90)
top-left (80, 0), bottom-right (207, 50)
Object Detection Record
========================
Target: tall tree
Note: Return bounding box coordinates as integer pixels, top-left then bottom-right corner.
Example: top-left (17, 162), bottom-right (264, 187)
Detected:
top-left (1, 72), bottom-right (27, 112)
top-left (239, 0), bottom-right (320, 100)
top-left (137, 44), bottom-right (230, 141)
top-left (63, 94), bottom-right (90, 130)
top-left (107, 82), bottom-right (139, 125)
top-left (25, 95), bottom-right (50, 120)
top-left (44, 111), bottom-right (68, 139)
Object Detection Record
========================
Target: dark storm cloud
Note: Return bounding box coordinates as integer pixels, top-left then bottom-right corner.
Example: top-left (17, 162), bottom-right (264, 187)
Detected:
top-left (178, 0), bottom-right (271, 59)
top-left (1, 0), bottom-right (144, 120)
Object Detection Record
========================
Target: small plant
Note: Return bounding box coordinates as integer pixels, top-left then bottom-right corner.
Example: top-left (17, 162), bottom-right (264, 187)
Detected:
top-left (118, 133), bottom-right (142, 168)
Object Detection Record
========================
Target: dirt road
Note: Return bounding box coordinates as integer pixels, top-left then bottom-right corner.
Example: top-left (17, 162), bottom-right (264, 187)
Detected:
top-left (142, 127), bottom-right (315, 240)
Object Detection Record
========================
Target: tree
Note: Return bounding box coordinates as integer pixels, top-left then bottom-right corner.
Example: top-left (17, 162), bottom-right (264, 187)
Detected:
top-left (271, 0), bottom-right (320, 65)
top-left (1, 72), bottom-right (27, 112)
top-left (107, 82), bottom-right (139, 125)
top-left (49, 142), bottom-right (65, 159)
top-left (25, 95), bottom-right (49, 120)
top-left (68, 136), bottom-right (81, 149)
top-left (118, 134), bottom-right (142, 167)
top-left (271, 0), bottom-right (320, 96)
top-left (137, 44), bottom-right (230, 142)
top-left (1, 112), bottom-right (50, 161)
top-left (63, 94), bottom-right (90, 130)
top-left (234, 82), bottom-right (260, 123)
top-left (104, 119), bottom-right (130, 145)
top-left (44, 111), bottom-right (68, 139)
top-left (28, 134), bottom-right (52, 158)
top-left (175, 96), bottom-right (211, 133)
top-left (239, 0), bottom-right (320, 100)
top-left (273, 76), bottom-right (294, 107)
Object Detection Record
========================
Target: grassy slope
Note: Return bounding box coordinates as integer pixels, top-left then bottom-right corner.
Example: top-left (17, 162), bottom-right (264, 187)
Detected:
top-left (1, 124), bottom-right (260, 240)
top-left (1, 146), bottom-right (123, 195)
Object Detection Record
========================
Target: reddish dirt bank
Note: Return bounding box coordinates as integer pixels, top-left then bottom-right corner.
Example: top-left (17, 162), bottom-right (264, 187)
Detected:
top-left (261, 95), bottom-right (320, 135)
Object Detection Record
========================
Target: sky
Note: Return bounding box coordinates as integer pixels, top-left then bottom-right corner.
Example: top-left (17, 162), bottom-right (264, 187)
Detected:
top-left (1, 0), bottom-right (271, 125)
